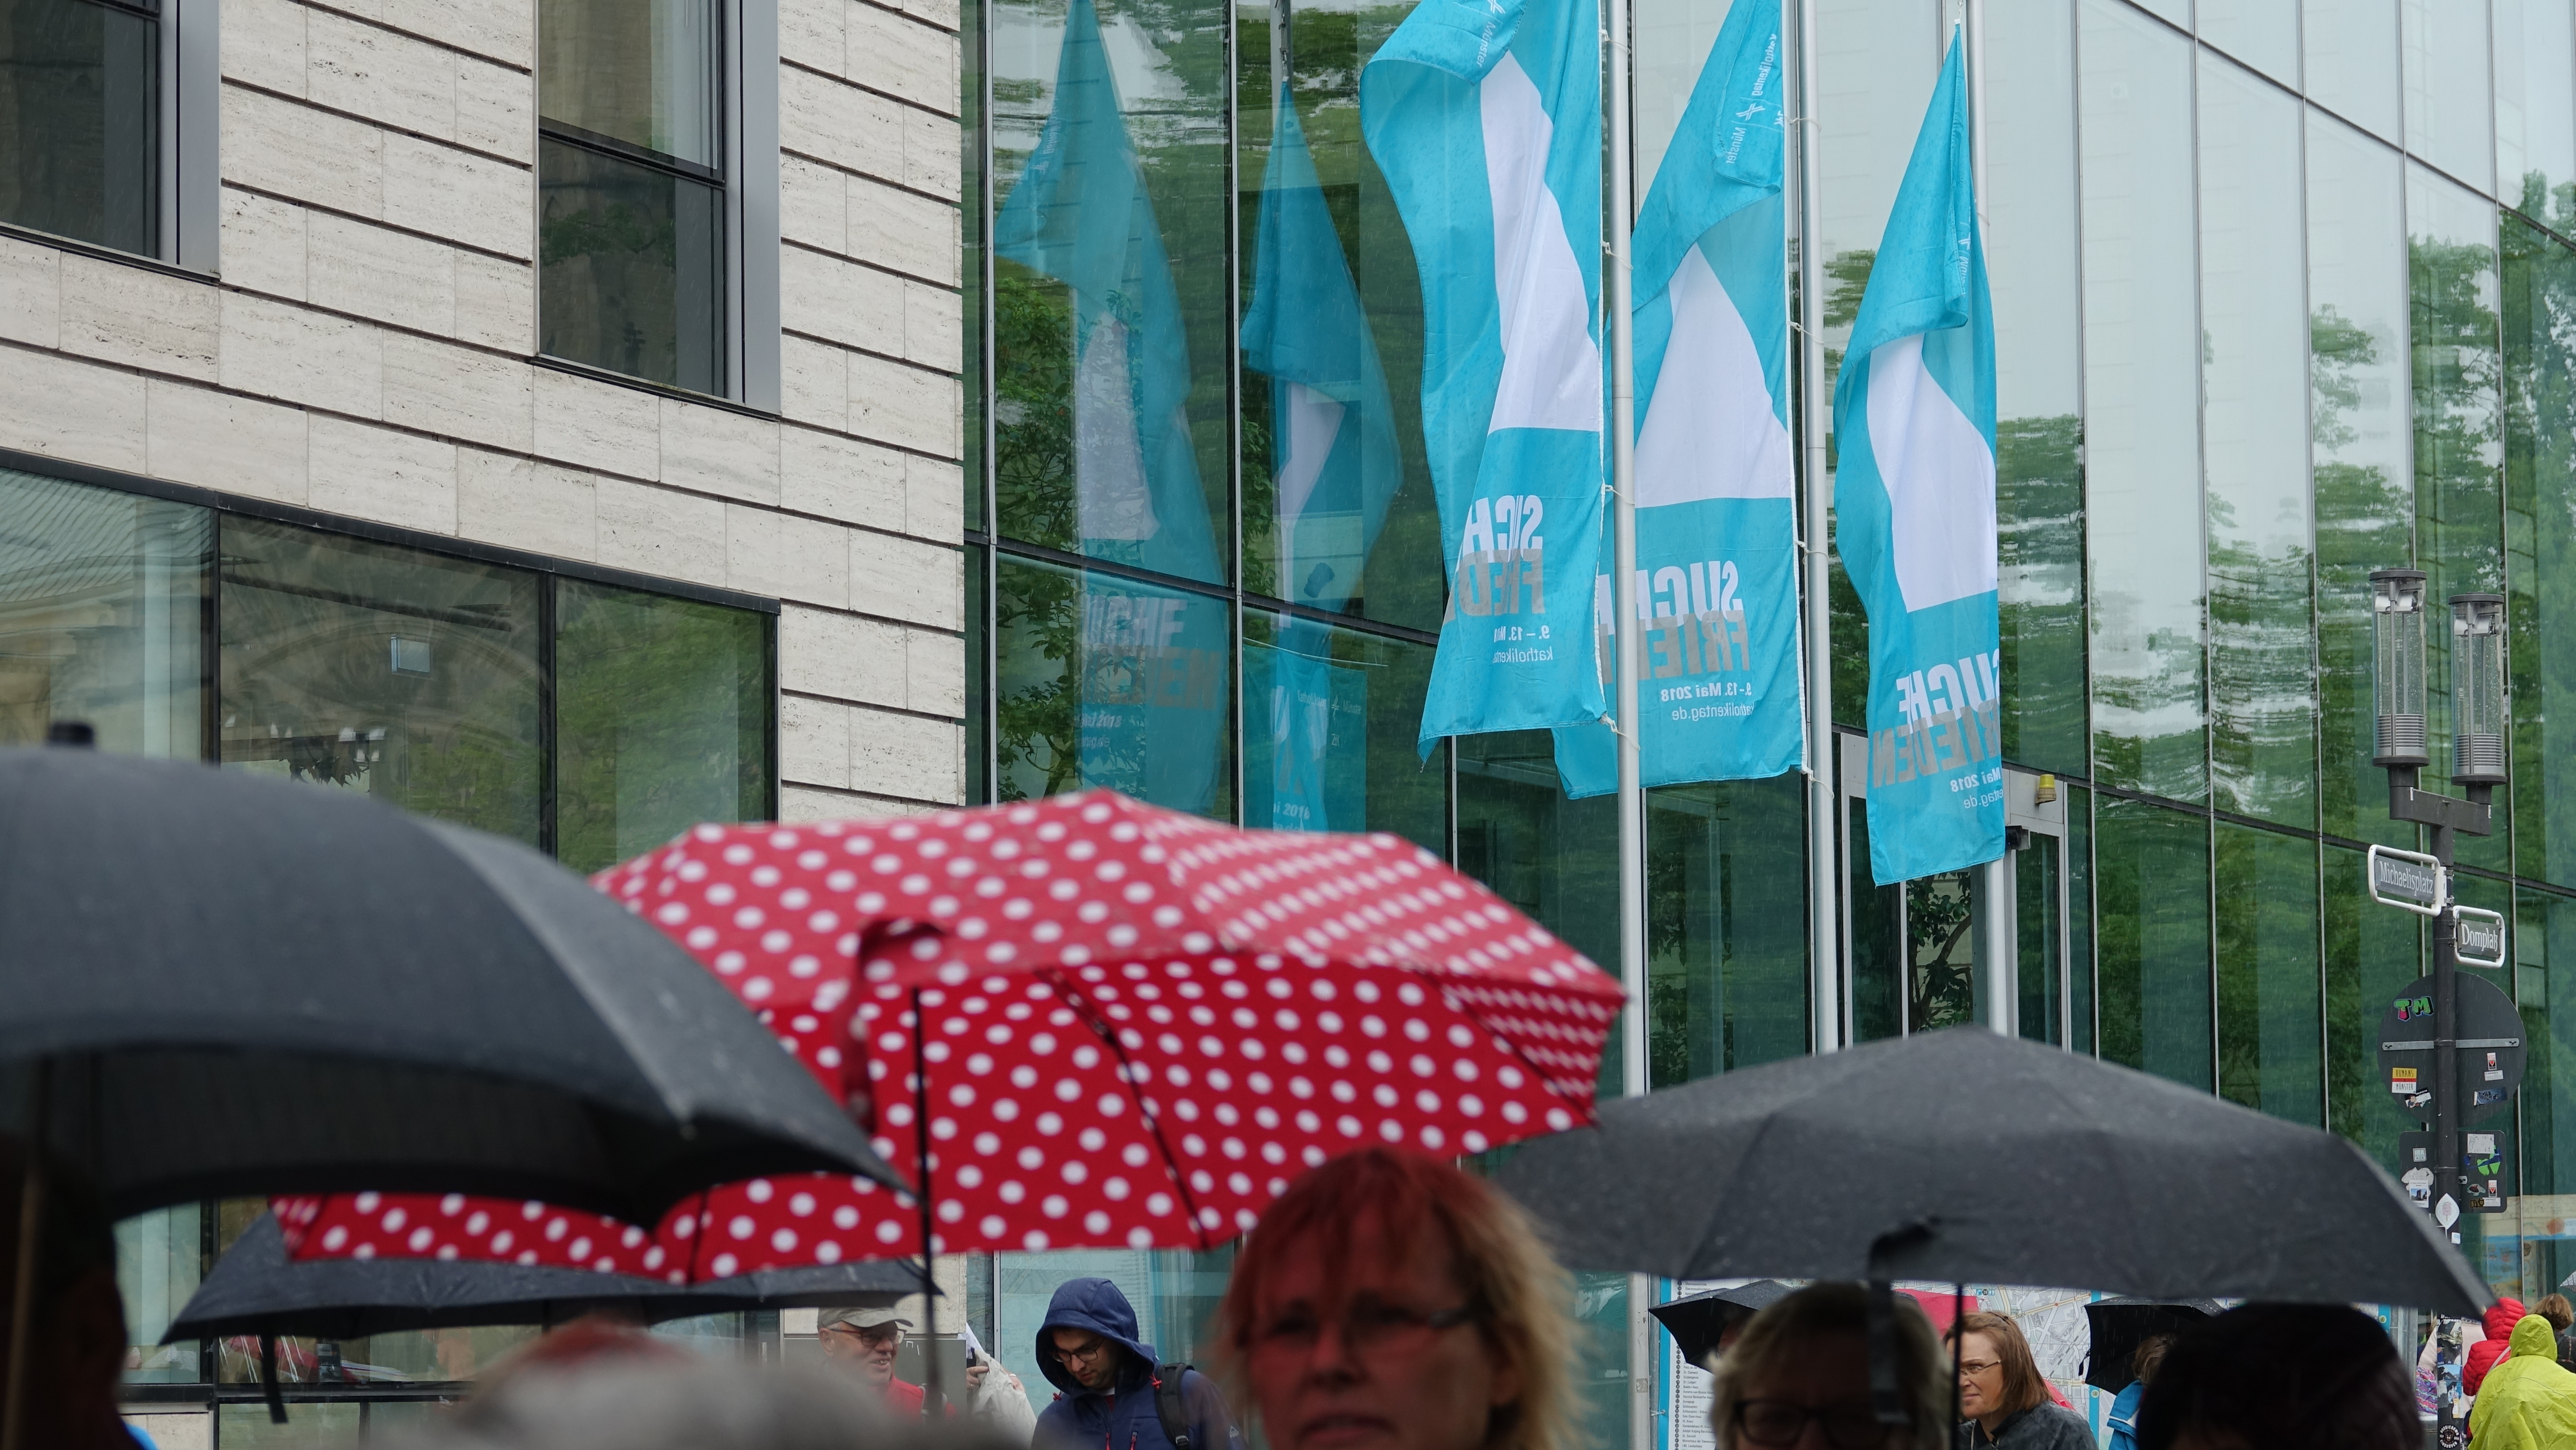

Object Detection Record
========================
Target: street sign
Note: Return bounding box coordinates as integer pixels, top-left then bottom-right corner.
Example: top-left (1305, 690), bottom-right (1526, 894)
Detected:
top-left (2400, 1130), bottom-right (2507, 1213)
top-left (2455, 905), bottom-right (2507, 968)
top-left (2368, 844), bottom-right (2448, 915)
top-left (2377, 971), bottom-right (2528, 1125)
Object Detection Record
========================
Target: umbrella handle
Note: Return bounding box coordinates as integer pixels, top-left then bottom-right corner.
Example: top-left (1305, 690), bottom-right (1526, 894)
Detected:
top-left (260, 1333), bottom-right (287, 1425)
top-left (912, 987), bottom-right (942, 1420)
top-left (0, 1061), bottom-right (50, 1450)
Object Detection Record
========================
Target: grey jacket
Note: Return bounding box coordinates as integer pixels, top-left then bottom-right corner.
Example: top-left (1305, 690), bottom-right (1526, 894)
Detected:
top-left (1956, 1402), bottom-right (2096, 1450)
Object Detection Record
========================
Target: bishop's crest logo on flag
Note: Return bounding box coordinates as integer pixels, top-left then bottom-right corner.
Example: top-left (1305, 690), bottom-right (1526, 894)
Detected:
top-left (1554, 0), bottom-right (1803, 796)
top-left (1831, 29), bottom-right (2004, 884)
top-left (1361, 0), bottom-right (1607, 752)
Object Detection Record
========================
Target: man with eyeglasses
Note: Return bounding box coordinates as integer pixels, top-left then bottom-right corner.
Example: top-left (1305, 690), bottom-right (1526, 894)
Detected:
top-left (1034, 1278), bottom-right (1238, 1450)
top-left (816, 1307), bottom-right (990, 1415)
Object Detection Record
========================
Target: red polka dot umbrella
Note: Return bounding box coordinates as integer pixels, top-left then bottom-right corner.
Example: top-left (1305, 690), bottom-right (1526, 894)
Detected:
top-left (274, 791), bottom-right (1621, 1279)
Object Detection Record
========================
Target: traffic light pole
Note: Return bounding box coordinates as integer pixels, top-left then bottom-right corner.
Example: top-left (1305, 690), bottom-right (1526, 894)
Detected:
top-left (2386, 766), bottom-right (2492, 1450)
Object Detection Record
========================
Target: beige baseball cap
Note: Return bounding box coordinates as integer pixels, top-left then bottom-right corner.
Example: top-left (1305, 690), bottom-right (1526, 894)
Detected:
top-left (818, 1307), bottom-right (913, 1332)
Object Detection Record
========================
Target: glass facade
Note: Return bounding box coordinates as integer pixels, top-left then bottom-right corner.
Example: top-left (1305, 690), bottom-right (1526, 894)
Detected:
top-left (958, 0), bottom-right (2576, 1357)
top-left (0, 461), bottom-right (779, 1430)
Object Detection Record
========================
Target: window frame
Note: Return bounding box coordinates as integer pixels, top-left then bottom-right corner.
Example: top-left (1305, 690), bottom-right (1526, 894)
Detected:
top-left (531, 0), bottom-right (781, 411)
top-left (0, 0), bottom-right (219, 271)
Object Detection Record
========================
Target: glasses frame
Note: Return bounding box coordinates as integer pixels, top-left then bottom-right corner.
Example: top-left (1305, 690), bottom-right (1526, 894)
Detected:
top-left (1729, 1398), bottom-right (1891, 1450)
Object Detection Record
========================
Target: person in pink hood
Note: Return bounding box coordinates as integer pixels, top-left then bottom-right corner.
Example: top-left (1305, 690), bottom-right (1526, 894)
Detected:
top-left (2467, 1298), bottom-right (2528, 1396)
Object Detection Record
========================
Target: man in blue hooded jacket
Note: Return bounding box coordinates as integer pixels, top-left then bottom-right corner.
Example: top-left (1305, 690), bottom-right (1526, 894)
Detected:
top-left (1033, 1278), bottom-right (1237, 1450)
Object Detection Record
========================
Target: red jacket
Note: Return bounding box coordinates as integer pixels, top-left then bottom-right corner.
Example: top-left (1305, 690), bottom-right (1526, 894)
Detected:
top-left (2468, 1299), bottom-right (2529, 1395)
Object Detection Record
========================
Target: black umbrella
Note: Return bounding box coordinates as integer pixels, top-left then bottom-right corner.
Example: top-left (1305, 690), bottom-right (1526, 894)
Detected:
top-left (169, 1213), bottom-right (920, 1343)
top-left (1494, 1027), bottom-right (2487, 1314)
top-left (1650, 1281), bottom-right (1795, 1367)
top-left (0, 746), bottom-right (899, 1221)
top-left (2080, 1297), bottom-right (2221, 1394)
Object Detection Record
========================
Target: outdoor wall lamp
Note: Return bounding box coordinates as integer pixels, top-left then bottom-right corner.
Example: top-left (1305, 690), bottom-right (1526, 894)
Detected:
top-left (2371, 568), bottom-right (2430, 768)
top-left (2450, 593), bottom-right (2508, 786)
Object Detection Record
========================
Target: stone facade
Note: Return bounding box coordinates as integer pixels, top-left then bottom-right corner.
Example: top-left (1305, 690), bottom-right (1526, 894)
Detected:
top-left (0, 0), bottom-right (965, 816)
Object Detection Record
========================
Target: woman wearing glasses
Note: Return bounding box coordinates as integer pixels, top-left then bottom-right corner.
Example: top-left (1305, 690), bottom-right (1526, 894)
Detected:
top-left (1216, 1149), bottom-right (1575, 1450)
top-left (1949, 1313), bottom-right (2090, 1449)
top-left (1703, 1283), bottom-right (1952, 1450)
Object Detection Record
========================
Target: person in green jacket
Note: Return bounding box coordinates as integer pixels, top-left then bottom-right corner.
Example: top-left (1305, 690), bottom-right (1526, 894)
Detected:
top-left (2467, 1313), bottom-right (2576, 1449)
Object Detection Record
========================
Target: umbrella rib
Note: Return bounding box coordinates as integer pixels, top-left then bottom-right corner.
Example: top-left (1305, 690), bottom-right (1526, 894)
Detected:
top-left (1040, 966), bottom-right (1220, 1252)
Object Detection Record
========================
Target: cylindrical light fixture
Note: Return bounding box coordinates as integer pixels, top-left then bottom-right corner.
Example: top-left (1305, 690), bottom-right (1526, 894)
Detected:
top-left (2451, 592), bottom-right (2507, 783)
top-left (2371, 569), bottom-right (2431, 767)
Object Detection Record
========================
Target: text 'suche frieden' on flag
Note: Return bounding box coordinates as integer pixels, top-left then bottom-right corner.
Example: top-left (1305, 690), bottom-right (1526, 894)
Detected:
top-left (1830, 27), bottom-right (2004, 885)
top-left (1553, 0), bottom-right (1803, 797)
top-left (1362, 0), bottom-right (1608, 752)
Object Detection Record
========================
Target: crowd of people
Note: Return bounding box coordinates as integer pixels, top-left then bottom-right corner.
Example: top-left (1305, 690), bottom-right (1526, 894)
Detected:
top-left (7, 1138), bottom-right (2569, 1450)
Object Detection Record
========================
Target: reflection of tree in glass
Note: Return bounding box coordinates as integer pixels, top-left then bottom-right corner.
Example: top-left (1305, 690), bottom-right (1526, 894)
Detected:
top-left (993, 268), bottom-right (1076, 551)
top-left (2503, 214), bottom-right (2576, 893)
top-left (2312, 302), bottom-right (2414, 843)
top-left (993, 562), bottom-right (1081, 800)
top-left (1997, 414), bottom-right (2084, 772)
top-left (1907, 873), bottom-right (1976, 1031)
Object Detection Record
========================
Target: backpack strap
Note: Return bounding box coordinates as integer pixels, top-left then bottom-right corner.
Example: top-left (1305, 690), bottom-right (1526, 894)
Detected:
top-left (1153, 1363), bottom-right (1193, 1450)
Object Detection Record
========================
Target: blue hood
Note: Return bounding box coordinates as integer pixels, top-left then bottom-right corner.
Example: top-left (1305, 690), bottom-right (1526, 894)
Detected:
top-left (1036, 1277), bottom-right (1157, 1396)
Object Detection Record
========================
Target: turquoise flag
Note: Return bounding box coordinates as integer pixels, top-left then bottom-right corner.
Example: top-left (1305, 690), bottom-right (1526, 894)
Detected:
top-left (996, 0), bottom-right (1226, 812)
top-left (1554, 0), bottom-right (1801, 797)
top-left (1361, 0), bottom-right (1607, 752)
top-left (1242, 90), bottom-right (1401, 613)
top-left (1831, 30), bottom-right (2002, 884)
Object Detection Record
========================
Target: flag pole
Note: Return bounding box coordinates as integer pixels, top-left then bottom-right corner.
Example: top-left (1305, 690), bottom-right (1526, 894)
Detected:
top-left (1603, 0), bottom-right (1653, 1443)
top-left (1793, 0), bottom-right (1838, 1054)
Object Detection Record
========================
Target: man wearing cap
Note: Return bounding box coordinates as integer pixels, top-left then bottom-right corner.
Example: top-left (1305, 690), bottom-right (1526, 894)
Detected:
top-left (818, 1307), bottom-right (997, 1417)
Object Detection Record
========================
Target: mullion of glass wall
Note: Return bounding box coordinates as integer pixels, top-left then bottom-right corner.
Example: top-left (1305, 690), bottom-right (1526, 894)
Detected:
top-left (2078, 0), bottom-right (2207, 806)
top-left (2199, 52), bottom-right (2318, 831)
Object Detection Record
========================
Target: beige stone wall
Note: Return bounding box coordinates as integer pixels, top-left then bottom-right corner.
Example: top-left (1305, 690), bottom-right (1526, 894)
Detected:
top-left (0, 0), bottom-right (964, 817)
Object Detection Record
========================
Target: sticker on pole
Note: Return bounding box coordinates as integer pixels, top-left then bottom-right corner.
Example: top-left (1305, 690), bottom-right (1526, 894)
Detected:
top-left (2378, 971), bottom-right (2528, 1125)
top-left (2368, 844), bottom-right (2448, 916)
top-left (2455, 905), bottom-right (2506, 968)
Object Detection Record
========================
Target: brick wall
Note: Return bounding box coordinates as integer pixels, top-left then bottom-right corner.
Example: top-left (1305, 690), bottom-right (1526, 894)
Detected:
top-left (0, 0), bottom-right (966, 818)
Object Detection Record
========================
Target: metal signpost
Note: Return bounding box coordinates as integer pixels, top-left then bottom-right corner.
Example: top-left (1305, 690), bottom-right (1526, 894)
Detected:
top-left (2366, 572), bottom-right (2511, 1449)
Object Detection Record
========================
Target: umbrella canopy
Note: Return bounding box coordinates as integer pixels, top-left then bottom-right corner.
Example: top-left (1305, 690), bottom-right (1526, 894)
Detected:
top-left (282, 790), bottom-right (1623, 1276)
top-left (0, 746), bottom-right (896, 1221)
top-left (1494, 1027), bottom-right (2487, 1315)
top-left (2080, 1297), bottom-right (2221, 1394)
top-left (1650, 1281), bottom-right (1795, 1366)
top-left (168, 1213), bottom-right (918, 1344)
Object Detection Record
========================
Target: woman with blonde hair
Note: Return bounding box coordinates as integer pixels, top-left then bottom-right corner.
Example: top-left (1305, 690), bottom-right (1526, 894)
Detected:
top-left (1704, 1283), bottom-right (1949, 1450)
top-left (1216, 1148), bottom-right (1574, 1450)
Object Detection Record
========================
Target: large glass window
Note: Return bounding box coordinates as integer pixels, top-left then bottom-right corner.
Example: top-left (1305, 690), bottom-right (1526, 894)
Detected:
top-left (0, 0), bottom-right (153, 254)
top-left (2400, 0), bottom-right (2494, 195)
top-left (2506, 214), bottom-right (2576, 892)
top-left (2305, 0), bottom-right (2399, 143)
top-left (1241, 611), bottom-right (1444, 851)
top-left (2308, 111), bottom-right (2414, 849)
top-left (555, 580), bottom-right (771, 873)
top-left (1985, 0), bottom-right (2086, 777)
top-left (2095, 796), bottom-right (2212, 1091)
top-left (2079, 0), bottom-right (2206, 804)
top-left (2198, 0), bottom-right (2298, 87)
top-left (2514, 886), bottom-right (2576, 1294)
top-left (2494, 0), bottom-right (2576, 218)
top-left (2199, 53), bottom-right (2317, 830)
top-left (0, 467), bottom-right (205, 756)
top-left (992, 557), bottom-right (1233, 817)
top-left (2324, 844), bottom-right (2423, 1170)
top-left (2215, 823), bottom-right (2322, 1125)
top-left (990, 0), bottom-right (1231, 584)
top-left (1644, 774), bottom-right (1808, 1083)
top-left (539, 0), bottom-right (728, 393)
top-left (2410, 163), bottom-right (2509, 876)
top-left (219, 521), bottom-right (547, 846)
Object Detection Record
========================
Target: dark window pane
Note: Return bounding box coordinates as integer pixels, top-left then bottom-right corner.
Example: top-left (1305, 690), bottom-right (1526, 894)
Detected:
top-left (0, 0), bottom-right (154, 255)
top-left (993, 556), bottom-right (1231, 817)
top-left (2324, 843), bottom-right (2423, 1166)
top-left (1645, 774), bottom-right (1808, 1084)
top-left (2516, 888), bottom-right (2576, 1295)
top-left (2215, 824), bottom-right (2322, 1125)
top-left (1848, 787), bottom-right (1903, 1044)
top-left (538, 0), bottom-right (718, 167)
top-left (554, 580), bottom-right (770, 874)
top-left (2069, 782), bottom-right (2095, 1055)
top-left (1241, 611), bottom-right (1444, 854)
top-left (2016, 832), bottom-right (2063, 1047)
top-left (1456, 729), bottom-right (1618, 1093)
top-left (966, 548), bottom-right (988, 803)
top-left (218, 519), bottom-right (543, 844)
top-left (2095, 797), bottom-right (2212, 1090)
top-left (0, 467), bottom-right (205, 755)
top-left (540, 136), bottom-right (725, 394)
top-left (1906, 870), bottom-right (1979, 1032)
top-left (2506, 215), bottom-right (2576, 890)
